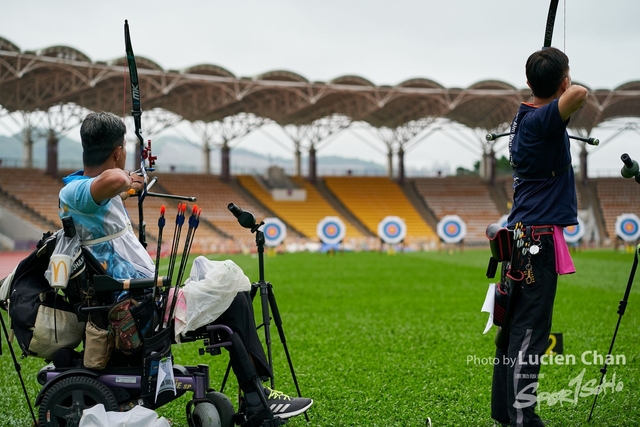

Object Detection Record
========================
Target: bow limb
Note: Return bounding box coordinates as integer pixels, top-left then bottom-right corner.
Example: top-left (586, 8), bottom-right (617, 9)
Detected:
top-left (543, 0), bottom-right (560, 49)
top-left (124, 20), bottom-right (149, 247)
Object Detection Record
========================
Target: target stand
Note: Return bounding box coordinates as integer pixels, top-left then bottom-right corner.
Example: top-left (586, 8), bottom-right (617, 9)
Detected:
top-left (317, 216), bottom-right (346, 254)
top-left (377, 216), bottom-right (407, 254)
top-left (261, 217), bottom-right (287, 256)
top-left (615, 213), bottom-right (640, 253)
top-left (436, 215), bottom-right (467, 253)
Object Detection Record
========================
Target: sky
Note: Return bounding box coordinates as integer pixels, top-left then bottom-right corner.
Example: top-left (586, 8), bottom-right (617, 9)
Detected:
top-left (2, 0), bottom-right (640, 176)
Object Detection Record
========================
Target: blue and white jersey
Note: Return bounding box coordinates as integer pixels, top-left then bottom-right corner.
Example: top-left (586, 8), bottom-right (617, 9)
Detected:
top-left (59, 170), bottom-right (154, 280)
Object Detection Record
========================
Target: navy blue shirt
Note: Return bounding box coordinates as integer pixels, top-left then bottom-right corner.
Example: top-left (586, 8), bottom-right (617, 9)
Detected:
top-left (507, 99), bottom-right (578, 227)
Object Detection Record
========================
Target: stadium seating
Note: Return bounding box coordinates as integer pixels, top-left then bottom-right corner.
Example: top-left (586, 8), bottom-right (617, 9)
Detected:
top-left (323, 176), bottom-right (436, 244)
top-left (594, 177), bottom-right (640, 244)
top-left (149, 173), bottom-right (274, 252)
top-left (4, 165), bottom-right (638, 251)
top-left (0, 167), bottom-right (62, 227)
top-left (236, 174), bottom-right (364, 241)
top-left (413, 176), bottom-right (503, 245)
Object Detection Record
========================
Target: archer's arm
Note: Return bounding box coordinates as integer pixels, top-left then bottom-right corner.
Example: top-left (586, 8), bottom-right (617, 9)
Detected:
top-left (90, 169), bottom-right (143, 204)
top-left (558, 84), bottom-right (588, 121)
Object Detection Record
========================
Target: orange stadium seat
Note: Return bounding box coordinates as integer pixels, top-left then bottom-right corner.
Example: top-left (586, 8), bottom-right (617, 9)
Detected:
top-left (236, 175), bottom-right (363, 242)
top-left (323, 176), bottom-right (436, 246)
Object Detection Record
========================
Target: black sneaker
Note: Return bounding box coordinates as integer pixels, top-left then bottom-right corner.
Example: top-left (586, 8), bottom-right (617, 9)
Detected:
top-left (249, 388), bottom-right (313, 420)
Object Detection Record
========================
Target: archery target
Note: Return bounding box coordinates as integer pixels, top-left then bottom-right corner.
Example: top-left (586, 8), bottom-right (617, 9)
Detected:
top-left (261, 217), bottom-right (287, 247)
top-left (316, 216), bottom-right (346, 245)
top-left (498, 214), bottom-right (510, 229)
top-left (615, 213), bottom-right (640, 242)
top-left (377, 216), bottom-right (407, 245)
top-left (563, 217), bottom-right (585, 244)
top-left (437, 215), bottom-right (467, 244)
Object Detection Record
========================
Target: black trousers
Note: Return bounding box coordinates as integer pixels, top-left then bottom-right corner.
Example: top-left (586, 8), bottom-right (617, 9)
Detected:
top-left (214, 291), bottom-right (272, 391)
top-left (492, 234), bottom-right (558, 427)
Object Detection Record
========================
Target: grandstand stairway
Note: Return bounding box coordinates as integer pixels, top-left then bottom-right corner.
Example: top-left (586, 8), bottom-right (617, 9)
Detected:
top-left (313, 179), bottom-right (373, 237)
top-left (149, 173), bottom-right (279, 251)
top-left (323, 176), bottom-right (437, 245)
top-left (413, 176), bottom-right (502, 245)
top-left (236, 174), bottom-right (364, 241)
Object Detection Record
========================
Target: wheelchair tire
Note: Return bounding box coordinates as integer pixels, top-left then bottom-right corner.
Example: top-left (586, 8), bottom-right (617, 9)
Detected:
top-left (191, 402), bottom-right (222, 427)
top-left (206, 392), bottom-right (235, 427)
top-left (189, 392), bottom-right (235, 427)
top-left (39, 376), bottom-right (118, 427)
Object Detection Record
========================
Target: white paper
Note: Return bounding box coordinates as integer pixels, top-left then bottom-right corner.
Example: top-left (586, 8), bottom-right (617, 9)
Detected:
top-left (481, 283), bottom-right (496, 334)
top-left (155, 356), bottom-right (176, 402)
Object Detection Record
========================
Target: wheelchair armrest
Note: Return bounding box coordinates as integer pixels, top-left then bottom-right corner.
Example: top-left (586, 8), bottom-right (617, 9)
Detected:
top-left (92, 275), bottom-right (170, 292)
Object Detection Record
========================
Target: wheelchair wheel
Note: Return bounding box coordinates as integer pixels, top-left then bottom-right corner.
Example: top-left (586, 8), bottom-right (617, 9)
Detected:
top-left (39, 376), bottom-right (118, 427)
top-left (188, 392), bottom-right (235, 427)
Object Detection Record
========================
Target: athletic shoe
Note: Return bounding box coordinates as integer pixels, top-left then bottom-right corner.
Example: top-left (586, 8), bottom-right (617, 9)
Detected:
top-left (246, 388), bottom-right (313, 420)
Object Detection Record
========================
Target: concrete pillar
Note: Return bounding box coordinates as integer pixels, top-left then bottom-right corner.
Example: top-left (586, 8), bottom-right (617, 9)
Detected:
top-left (294, 147), bottom-right (302, 177)
top-left (308, 145), bottom-right (317, 183)
top-left (221, 143), bottom-right (230, 182)
top-left (46, 129), bottom-right (58, 177)
top-left (23, 127), bottom-right (34, 168)
top-left (397, 146), bottom-right (405, 185)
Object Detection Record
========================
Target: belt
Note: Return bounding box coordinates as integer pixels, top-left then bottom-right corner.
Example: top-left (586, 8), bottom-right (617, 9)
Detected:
top-left (525, 225), bottom-right (554, 239)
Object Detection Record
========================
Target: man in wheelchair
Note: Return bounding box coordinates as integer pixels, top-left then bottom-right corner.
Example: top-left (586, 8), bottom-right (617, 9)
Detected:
top-left (56, 111), bottom-right (312, 421)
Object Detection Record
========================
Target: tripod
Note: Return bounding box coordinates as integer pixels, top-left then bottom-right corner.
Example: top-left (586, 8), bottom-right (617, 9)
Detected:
top-left (588, 153), bottom-right (640, 422)
top-left (223, 203), bottom-right (307, 420)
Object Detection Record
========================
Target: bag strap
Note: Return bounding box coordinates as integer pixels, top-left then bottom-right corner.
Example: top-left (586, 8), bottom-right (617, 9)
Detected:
top-left (80, 221), bottom-right (132, 246)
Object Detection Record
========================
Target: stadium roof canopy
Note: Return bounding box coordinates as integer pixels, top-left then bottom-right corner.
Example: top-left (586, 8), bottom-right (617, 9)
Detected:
top-left (2, 36), bottom-right (640, 135)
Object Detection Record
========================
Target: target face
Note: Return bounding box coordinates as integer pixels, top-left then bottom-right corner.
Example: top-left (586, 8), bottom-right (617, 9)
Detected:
top-left (437, 215), bottom-right (467, 244)
top-left (316, 216), bottom-right (346, 245)
top-left (377, 216), bottom-right (407, 244)
top-left (563, 217), bottom-right (585, 244)
top-left (261, 217), bottom-right (287, 247)
top-left (615, 213), bottom-right (640, 242)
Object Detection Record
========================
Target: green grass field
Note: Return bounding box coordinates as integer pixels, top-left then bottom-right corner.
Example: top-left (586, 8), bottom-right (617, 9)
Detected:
top-left (2, 249), bottom-right (639, 426)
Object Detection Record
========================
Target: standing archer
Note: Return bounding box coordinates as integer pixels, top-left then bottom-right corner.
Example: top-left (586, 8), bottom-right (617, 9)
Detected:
top-left (491, 47), bottom-right (588, 427)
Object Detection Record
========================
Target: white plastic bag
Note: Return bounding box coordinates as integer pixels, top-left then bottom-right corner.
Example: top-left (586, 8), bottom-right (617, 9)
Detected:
top-left (79, 404), bottom-right (170, 427)
top-left (44, 229), bottom-right (82, 289)
top-left (173, 256), bottom-right (251, 339)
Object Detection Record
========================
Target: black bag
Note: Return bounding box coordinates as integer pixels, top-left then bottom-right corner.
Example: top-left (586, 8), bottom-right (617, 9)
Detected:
top-left (486, 223), bottom-right (513, 262)
top-left (6, 233), bottom-right (85, 359)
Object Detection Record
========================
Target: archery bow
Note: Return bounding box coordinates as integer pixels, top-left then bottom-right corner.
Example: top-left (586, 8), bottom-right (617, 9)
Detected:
top-left (124, 20), bottom-right (156, 248)
top-left (543, 0), bottom-right (560, 49)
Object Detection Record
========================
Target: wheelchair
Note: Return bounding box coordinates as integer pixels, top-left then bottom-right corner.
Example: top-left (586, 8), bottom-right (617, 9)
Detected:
top-left (3, 226), bottom-right (287, 427)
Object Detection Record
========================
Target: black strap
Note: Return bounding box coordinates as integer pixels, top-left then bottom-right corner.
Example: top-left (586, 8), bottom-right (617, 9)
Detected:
top-left (514, 163), bottom-right (571, 180)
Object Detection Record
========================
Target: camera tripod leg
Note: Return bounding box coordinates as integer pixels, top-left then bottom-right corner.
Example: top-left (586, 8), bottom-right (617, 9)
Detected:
top-left (250, 280), bottom-right (310, 422)
top-left (251, 281), bottom-right (275, 388)
top-left (266, 285), bottom-right (309, 421)
top-left (587, 244), bottom-right (639, 422)
top-left (1, 310), bottom-right (37, 426)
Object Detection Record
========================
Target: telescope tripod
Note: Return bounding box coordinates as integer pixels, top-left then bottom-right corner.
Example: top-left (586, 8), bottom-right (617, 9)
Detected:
top-left (589, 153), bottom-right (640, 422)
top-left (223, 204), bottom-right (308, 422)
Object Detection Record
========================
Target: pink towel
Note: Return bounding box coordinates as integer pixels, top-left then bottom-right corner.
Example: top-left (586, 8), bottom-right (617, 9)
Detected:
top-left (554, 226), bottom-right (575, 275)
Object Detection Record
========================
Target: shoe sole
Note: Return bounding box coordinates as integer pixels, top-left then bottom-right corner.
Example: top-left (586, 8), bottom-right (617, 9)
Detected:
top-left (272, 399), bottom-right (314, 420)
